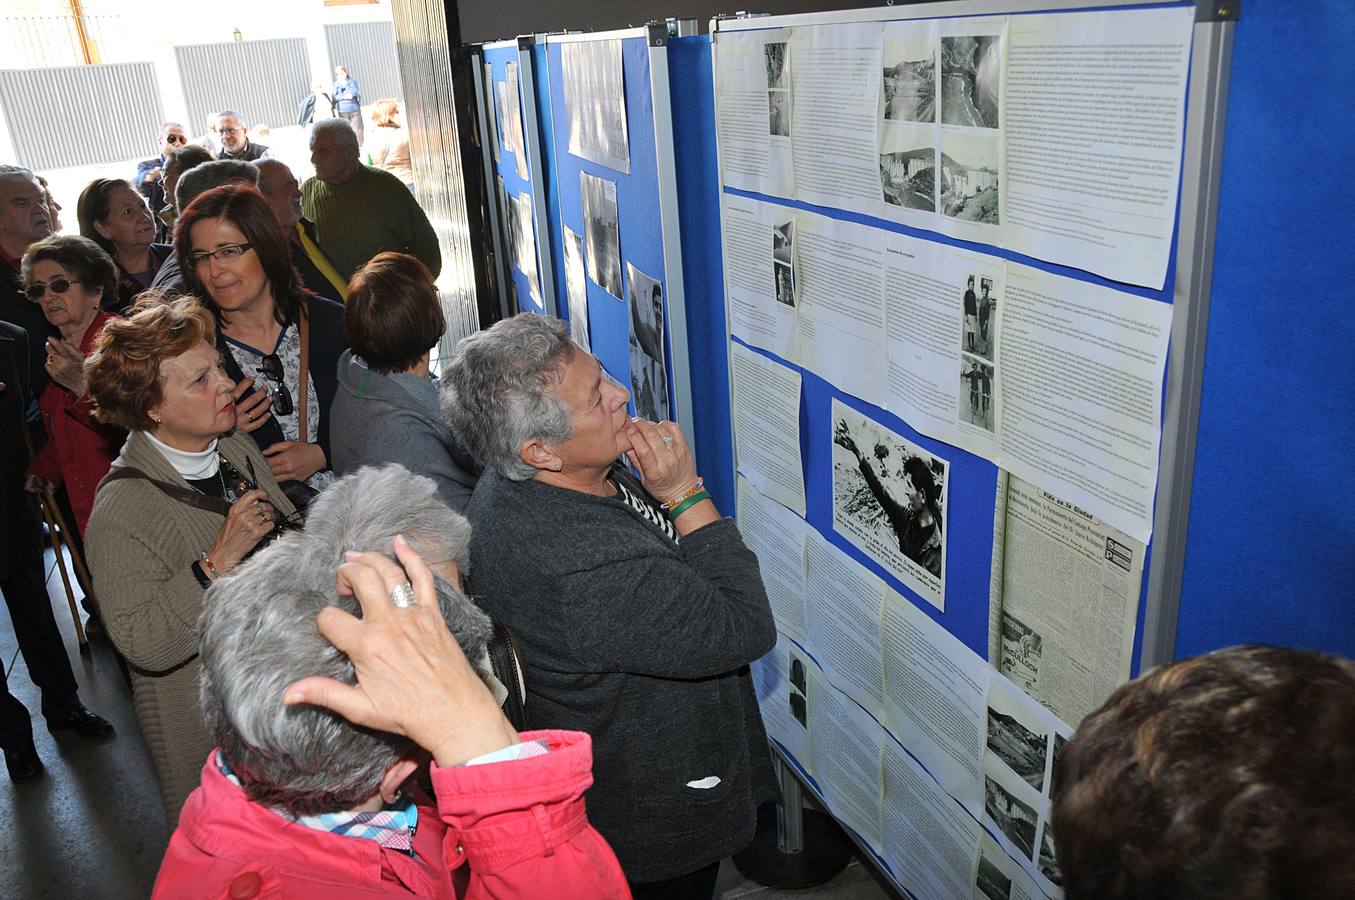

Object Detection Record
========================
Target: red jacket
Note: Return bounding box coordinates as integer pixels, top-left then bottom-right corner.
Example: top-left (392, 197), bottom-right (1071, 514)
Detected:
top-left (152, 730), bottom-right (630, 899)
top-left (26, 310), bottom-right (123, 535)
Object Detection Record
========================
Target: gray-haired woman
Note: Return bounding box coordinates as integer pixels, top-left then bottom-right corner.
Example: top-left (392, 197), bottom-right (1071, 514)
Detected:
top-left (442, 313), bottom-right (776, 898)
top-left (156, 514), bottom-right (629, 896)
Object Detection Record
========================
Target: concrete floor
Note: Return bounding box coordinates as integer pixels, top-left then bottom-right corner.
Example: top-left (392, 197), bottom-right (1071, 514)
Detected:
top-left (1, 547), bottom-right (902, 899)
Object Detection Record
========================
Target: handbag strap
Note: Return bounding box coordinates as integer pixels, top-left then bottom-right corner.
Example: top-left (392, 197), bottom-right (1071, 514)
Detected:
top-left (487, 621), bottom-right (528, 731)
top-left (99, 466), bottom-right (233, 516)
top-left (297, 309), bottom-right (310, 443)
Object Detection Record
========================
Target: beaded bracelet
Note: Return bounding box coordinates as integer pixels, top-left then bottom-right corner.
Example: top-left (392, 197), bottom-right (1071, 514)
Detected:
top-left (198, 550), bottom-right (219, 581)
top-left (661, 477), bottom-right (705, 510)
top-left (668, 489), bottom-right (711, 521)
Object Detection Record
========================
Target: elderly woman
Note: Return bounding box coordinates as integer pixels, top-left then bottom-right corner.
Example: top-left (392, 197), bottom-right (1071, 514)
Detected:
top-left (369, 99), bottom-right (415, 191)
top-left (84, 296), bottom-right (294, 822)
top-left (443, 313), bottom-right (776, 898)
top-left (176, 183), bottom-right (346, 495)
top-left (77, 178), bottom-right (172, 312)
top-left (331, 253), bottom-right (479, 511)
top-left (154, 514), bottom-right (628, 896)
top-left (20, 236), bottom-right (125, 535)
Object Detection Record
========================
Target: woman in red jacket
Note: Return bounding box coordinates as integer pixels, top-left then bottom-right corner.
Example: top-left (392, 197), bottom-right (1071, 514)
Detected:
top-left (153, 520), bottom-right (629, 898)
top-left (22, 235), bottom-right (124, 535)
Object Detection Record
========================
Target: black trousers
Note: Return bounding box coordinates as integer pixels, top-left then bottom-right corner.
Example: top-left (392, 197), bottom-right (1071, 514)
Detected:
top-left (0, 554), bottom-right (79, 751)
top-left (628, 860), bottom-right (722, 900)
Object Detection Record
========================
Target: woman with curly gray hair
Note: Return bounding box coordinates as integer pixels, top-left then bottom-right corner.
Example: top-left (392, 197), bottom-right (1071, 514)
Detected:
top-left (442, 312), bottom-right (776, 898)
top-left (153, 477), bottom-right (628, 897)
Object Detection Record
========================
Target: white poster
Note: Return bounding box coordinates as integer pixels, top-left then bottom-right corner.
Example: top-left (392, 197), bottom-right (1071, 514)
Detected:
top-left (562, 225), bottom-right (590, 352)
top-left (714, 28), bottom-right (795, 198)
top-left (626, 261), bottom-right (668, 422)
top-left (722, 195), bottom-right (799, 362)
top-left (561, 39), bottom-right (631, 174)
top-left (736, 477), bottom-right (808, 645)
top-left (731, 342), bottom-right (805, 515)
top-left (505, 61), bottom-right (528, 180)
top-left (580, 171), bottom-right (622, 300)
top-left (512, 192), bottom-right (540, 305)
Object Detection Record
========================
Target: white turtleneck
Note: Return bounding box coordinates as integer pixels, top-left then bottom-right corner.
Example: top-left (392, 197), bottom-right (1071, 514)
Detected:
top-left (145, 431), bottom-right (220, 480)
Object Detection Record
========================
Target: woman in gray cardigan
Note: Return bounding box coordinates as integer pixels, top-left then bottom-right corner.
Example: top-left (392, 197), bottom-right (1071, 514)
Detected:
top-left (330, 253), bottom-right (479, 511)
top-left (443, 313), bottom-right (777, 899)
top-left (84, 297), bottom-right (294, 823)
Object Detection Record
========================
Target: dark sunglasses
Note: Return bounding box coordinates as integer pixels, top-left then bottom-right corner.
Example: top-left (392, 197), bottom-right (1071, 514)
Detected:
top-left (258, 353), bottom-right (294, 417)
top-left (25, 277), bottom-right (81, 302)
top-left (165, 134), bottom-right (188, 144)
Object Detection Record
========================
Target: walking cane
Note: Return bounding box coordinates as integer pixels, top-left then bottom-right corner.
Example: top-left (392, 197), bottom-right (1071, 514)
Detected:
top-left (38, 492), bottom-right (88, 649)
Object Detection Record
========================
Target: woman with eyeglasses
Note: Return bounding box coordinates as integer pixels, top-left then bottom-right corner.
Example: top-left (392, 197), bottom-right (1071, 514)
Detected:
top-left (77, 178), bottom-right (172, 313)
top-left (84, 295), bottom-right (295, 823)
top-left (174, 184), bottom-right (347, 498)
top-left (20, 235), bottom-right (126, 535)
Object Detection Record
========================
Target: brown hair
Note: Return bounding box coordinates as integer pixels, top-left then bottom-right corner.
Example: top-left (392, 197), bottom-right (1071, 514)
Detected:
top-left (86, 293), bottom-right (218, 431)
top-left (344, 252), bottom-right (443, 374)
top-left (371, 99), bottom-right (401, 129)
top-left (77, 178), bottom-right (137, 256)
top-left (1052, 644), bottom-right (1355, 900)
top-left (20, 234), bottom-right (118, 308)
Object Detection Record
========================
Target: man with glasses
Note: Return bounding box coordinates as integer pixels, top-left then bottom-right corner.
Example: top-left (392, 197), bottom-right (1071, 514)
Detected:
top-left (214, 111), bottom-right (270, 162)
top-left (134, 123), bottom-right (188, 241)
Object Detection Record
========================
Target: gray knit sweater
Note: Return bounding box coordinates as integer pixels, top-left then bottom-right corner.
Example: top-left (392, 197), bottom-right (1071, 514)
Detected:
top-left (467, 465), bottom-right (778, 882)
top-left (85, 430), bottom-right (294, 824)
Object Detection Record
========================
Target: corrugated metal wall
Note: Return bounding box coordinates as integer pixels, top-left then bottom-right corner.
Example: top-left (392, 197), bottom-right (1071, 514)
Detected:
top-left (389, 0), bottom-right (486, 347)
top-left (0, 62), bottom-right (162, 170)
top-left (325, 22), bottom-right (405, 103)
top-left (175, 39), bottom-right (310, 134)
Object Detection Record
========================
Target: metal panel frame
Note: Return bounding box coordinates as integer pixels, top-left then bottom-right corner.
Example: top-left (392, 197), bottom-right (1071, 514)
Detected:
top-left (709, 2), bottom-right (1237, 892)
top-left (470, 47), bottom-right (515, 323)
top-left (516, 35), bottom-right (560, 318)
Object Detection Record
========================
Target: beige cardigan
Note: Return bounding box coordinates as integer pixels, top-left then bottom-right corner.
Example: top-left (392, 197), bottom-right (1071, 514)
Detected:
top-left (86, 429), bottom-right (294, 825)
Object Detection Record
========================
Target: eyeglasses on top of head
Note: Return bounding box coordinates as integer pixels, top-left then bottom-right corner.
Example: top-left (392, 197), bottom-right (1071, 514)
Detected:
top-left (189, 242), bottom-right (253, 268)
top-left (25, 277), bottom-right (82, 302)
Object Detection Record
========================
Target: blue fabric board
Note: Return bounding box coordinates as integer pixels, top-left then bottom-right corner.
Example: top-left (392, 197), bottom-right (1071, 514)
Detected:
top-left (533, 41), bottom-right (565, 319)
top-left (1176, 0), bottom-right (1355, 660)
top-left (544, 36), bottom-right (671, 419)
top-left (484, 44), bottom-right (545, 314)
top-left (668, 36), bottom-right (737, 515)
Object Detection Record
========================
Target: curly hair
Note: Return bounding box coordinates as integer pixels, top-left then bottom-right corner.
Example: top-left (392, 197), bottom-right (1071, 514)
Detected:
top-left (85, 293), bottom-right (217, 432)
top-left (1052, 644), bottom-right (1355, 900)
top-left (20, 234), bottom-right (118, 309)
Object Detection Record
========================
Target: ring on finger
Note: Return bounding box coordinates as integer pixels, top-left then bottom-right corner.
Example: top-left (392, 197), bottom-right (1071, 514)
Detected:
top-left (389, 582), bottom-right (417, 608)
top-left (661, 433), bottom-right (674, 448)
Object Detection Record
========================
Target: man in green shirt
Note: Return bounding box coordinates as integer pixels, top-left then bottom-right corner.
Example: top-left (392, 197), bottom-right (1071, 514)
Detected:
top-left (300, 119), bottom-right (441, 280)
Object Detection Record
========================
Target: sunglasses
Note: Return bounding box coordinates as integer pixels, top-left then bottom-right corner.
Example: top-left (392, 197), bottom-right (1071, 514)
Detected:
top-left (258, 353), bottom-right (295, 417)
top-left (165, 134), bottom-right (187, 144)
top-left (25, 277), bottom-right (81, 302)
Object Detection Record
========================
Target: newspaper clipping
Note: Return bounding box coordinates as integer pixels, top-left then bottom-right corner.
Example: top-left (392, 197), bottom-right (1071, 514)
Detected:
top-left (562, 225), bottom-right (590, 352)
top-left (561, 39), bottom-right (631, 173)
top-left (626, 261), bottom-right (669, 421)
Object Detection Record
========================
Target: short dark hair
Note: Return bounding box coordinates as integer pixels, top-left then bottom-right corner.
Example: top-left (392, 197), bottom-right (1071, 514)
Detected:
top-left (345, 252), bottom-right (443, 373)
top-left (175, 184), bottom-right (311, 328)
top-left (165, 144), bottom-right (214, 181)
top-left (1052, 644), bottom-right (1355, 900)
top-left (77, 178), bottom-right (135, 256)
top-left (21, 234), bottom-right (118, 308)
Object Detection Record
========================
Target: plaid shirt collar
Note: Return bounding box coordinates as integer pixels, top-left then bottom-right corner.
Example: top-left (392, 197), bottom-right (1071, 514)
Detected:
top-left (216, 750), bottom-right (419, 854)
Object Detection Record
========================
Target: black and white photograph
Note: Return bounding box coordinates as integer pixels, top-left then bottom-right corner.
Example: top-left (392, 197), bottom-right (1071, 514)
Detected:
top-left (999, 611), bottom-right (1042, 692)
top-left (789, 689), bottom-right (807, 728)
top-left (626, 261), bottom-right (669, 422)
top-left (790, 656), bottom-right (807, 693)
top-left (580, 171), bottom-right (623, 299)
top-left (774, 262), bottom-right (795, 308)
top-left (974, 852), bottom-right (1012, 900)
top-left (961, 273), bottom-right (996, 359)
top-left (882, 36), bottom-right (935, 122)
top-left (987, 688), bottom-right (1050, 791)
top-left (765, 41), bottom-right (789, 89)
top-left (562, 225), bottom-right (590, 352)
top-left (941, 35), bottom-right (1001, 129)
top-left (1050, 733), bottom-right (1068, 795)
top-left (941, 132), bottom-right (1000, 224)
top-left (831, 399), bottom-right (948, 609)
top-left (960, 356), bottom-right (995, 432)
top-left (1038, 823), bottom-right (1062, 887)
top-left (880, 128), bottom-right (936, 212)
top-left (768, 90), bottom-right (791, 137)
top-left (984, 775), bottom-right (1038, 860)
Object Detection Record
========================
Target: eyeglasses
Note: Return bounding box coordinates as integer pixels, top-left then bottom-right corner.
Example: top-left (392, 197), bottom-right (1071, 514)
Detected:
top-left (25, 277), bottom-right (81, 302)
top-left (258, 352), bottom-right (294, 417)
top-left (218, 127), bottom-right (243, 136)
top-left (188, 242), bottom-right (253, 268)
top-left (165, 134), bottom-right (187, 144)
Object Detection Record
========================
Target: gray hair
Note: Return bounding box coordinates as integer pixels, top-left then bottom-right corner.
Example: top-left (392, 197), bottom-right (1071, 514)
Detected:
top-left (215, 110), bottom-right (245, 126)
top-left (310, 117), bottom-right (360, 154)
top-left (441, 313), bottom-right (575, 481)
top-left (176, 159), bottom-right (259, 211)
top-left (0, 164), bottom-right (37, 186)
top-left (200, 530), bottom-right (491, 816)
